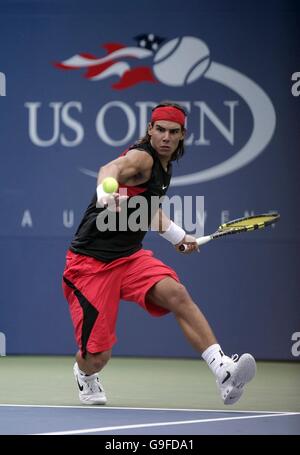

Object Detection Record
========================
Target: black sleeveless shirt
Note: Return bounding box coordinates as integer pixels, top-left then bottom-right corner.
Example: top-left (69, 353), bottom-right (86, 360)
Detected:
top-left (70, 142), bottom-right (172, 262)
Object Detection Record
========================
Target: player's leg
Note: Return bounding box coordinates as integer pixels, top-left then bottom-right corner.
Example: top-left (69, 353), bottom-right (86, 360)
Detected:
top-left (120, 250), bottom-right (256, 405)
top-left (76, 349), bottom-right (112, 375)
top-left (121, 251), bottom-right (217, 354)
top-left (146, 277), bottom-right (217, 352)
top-left (72, 350), bottom-right (111, 405)
top-left (62, 251), bottom-right (122, 405)
top-left (147, 277), bottom-right (256, 404)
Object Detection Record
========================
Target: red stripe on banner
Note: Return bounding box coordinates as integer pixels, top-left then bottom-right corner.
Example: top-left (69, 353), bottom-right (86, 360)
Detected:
top-left (84, 60), bottom-right (117, 79)
top-left (79, 53), bottom-right (98, 60)
top-left (102, 43), bottom-right (125, 54)
top-left (53, 62), bottom-right (77, 70)
top-left (112, 67), bottom-right (157, 90)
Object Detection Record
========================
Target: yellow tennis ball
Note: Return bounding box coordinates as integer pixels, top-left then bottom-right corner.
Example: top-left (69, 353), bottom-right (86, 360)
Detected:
top-left (102, 177), bottom-right (119, 193)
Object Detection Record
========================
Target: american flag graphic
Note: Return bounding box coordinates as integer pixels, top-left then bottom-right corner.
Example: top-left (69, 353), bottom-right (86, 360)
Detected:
top-left (54, 34), bottom-right (165, 90)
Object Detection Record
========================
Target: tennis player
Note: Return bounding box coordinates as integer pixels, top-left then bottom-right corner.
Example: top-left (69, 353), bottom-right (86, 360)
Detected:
top-left (62, 102), bottom-right (256, 406)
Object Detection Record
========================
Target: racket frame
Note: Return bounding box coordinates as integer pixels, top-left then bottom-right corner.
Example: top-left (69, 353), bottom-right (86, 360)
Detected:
top-left (180, 212), bottom-right (280, 251)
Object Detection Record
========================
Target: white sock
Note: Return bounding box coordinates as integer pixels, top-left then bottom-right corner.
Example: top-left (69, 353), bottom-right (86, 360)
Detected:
top-left (77, 364), bottom-right (92, 377)
top-left (77, 365), bottom-right (87, 376)
top-left (202, 343), bottom-right (230, 378)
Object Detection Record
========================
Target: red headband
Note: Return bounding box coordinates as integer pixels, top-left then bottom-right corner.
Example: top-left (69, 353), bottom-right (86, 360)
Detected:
top-left (151, 106), bottom-right (186, 127)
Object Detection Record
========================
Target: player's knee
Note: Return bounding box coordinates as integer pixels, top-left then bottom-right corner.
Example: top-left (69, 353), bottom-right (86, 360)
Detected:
top-left (168, 283), bottom-right (190, 312)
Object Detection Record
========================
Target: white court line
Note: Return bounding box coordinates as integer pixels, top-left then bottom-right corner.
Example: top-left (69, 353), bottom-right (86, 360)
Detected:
top-left (34, 412), bottom-right (300, 435)
top-left (0, 403), bottom-right (295, 414)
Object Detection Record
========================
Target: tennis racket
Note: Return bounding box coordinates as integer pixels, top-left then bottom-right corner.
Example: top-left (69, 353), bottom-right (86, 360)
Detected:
top-left (179, 212), bottom-right (280, 251)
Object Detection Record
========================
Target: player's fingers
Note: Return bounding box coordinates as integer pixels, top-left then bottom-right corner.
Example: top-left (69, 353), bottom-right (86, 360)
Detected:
top-left (177, 244), bottom-right (191, 254)
top-left (184, 242), bottom-right (199, 253)
top-left (106, 194), bottom-right (129, 212)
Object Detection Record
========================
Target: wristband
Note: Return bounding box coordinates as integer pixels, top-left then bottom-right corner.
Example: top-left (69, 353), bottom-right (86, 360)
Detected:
top-left (159, 221), bottom-right (185, 245)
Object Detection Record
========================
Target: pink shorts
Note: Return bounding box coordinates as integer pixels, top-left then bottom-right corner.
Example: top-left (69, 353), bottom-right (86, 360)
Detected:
top-left (62, 249), bottom-right (179, 355)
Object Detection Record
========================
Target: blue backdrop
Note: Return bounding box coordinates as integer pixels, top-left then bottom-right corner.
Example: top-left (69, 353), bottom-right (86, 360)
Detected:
top-left (0, 0), bottom-right (299, 360)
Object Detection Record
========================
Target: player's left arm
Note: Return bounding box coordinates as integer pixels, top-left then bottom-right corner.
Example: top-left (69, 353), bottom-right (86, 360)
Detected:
top-left (151, 208), bottom-right (199, 253)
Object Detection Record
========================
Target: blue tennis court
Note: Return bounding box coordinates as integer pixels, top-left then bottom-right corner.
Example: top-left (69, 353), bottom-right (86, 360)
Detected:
top-left (0, 405), bottom-right (299, 435)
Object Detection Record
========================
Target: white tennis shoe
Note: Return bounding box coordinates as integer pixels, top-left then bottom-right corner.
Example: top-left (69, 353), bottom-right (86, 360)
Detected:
top-left (217, 353), bottom-right (256, 405)
top-left (73, 362), bottom-right (107, 405)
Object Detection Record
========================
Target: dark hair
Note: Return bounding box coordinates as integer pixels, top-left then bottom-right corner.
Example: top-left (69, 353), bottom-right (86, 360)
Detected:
top-left (136, 101), bottom-right (187, 162)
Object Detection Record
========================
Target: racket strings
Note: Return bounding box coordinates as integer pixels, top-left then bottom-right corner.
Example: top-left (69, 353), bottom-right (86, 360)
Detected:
top-left (220, 214), bottom-right (280, 230)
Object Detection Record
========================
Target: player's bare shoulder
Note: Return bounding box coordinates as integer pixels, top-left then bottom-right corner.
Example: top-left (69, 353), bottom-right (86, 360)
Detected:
top-left (116, 148), bottom-right (153, 185)
top-left (126, 148), bottom-right (154, 170)
top-left (125, 148), bottom-right (153, 182)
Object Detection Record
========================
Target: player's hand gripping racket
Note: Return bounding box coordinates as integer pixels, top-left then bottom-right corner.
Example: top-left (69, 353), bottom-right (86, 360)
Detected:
top-left (179, 212), bottom-right (280, 251)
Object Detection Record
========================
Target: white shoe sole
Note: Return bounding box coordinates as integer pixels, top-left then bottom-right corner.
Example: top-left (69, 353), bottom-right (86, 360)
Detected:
top-left (222, 354), bottom-right (256, 405)
top-left (79, 395), bottom-right (107, 405)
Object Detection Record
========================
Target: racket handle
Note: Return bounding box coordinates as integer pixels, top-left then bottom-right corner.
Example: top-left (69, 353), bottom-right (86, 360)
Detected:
top-left (196, 235), bottom-right (212, 246)
top-left (178, 235), bottom-right (212, 252)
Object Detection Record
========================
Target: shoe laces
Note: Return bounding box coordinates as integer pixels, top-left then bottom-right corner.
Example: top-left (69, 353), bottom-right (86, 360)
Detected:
top-left (83, 373), bottom-right (103, 393)
top-left (231, 354), bottom-right (239, 362)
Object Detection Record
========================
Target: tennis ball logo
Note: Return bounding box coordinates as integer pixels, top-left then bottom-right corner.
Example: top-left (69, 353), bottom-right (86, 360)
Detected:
top-left (102, 177), bottom-right (119, 193)
top-left (153, 36), bottom-right (210, 87)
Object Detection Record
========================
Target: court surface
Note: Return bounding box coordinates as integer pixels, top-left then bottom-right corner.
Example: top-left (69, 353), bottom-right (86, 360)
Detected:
top-left (0, 356), bottom-right (299, 435)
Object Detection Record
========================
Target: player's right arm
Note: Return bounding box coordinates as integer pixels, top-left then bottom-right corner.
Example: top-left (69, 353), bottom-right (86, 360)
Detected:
top-left (97, 149), bottom-right (153, 186)
top-left (96, 149), bottom-right (154, 210)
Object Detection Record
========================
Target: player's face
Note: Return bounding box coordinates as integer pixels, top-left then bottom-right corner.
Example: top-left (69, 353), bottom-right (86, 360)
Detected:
top-left (148, 120), bottom-right (184, 158)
